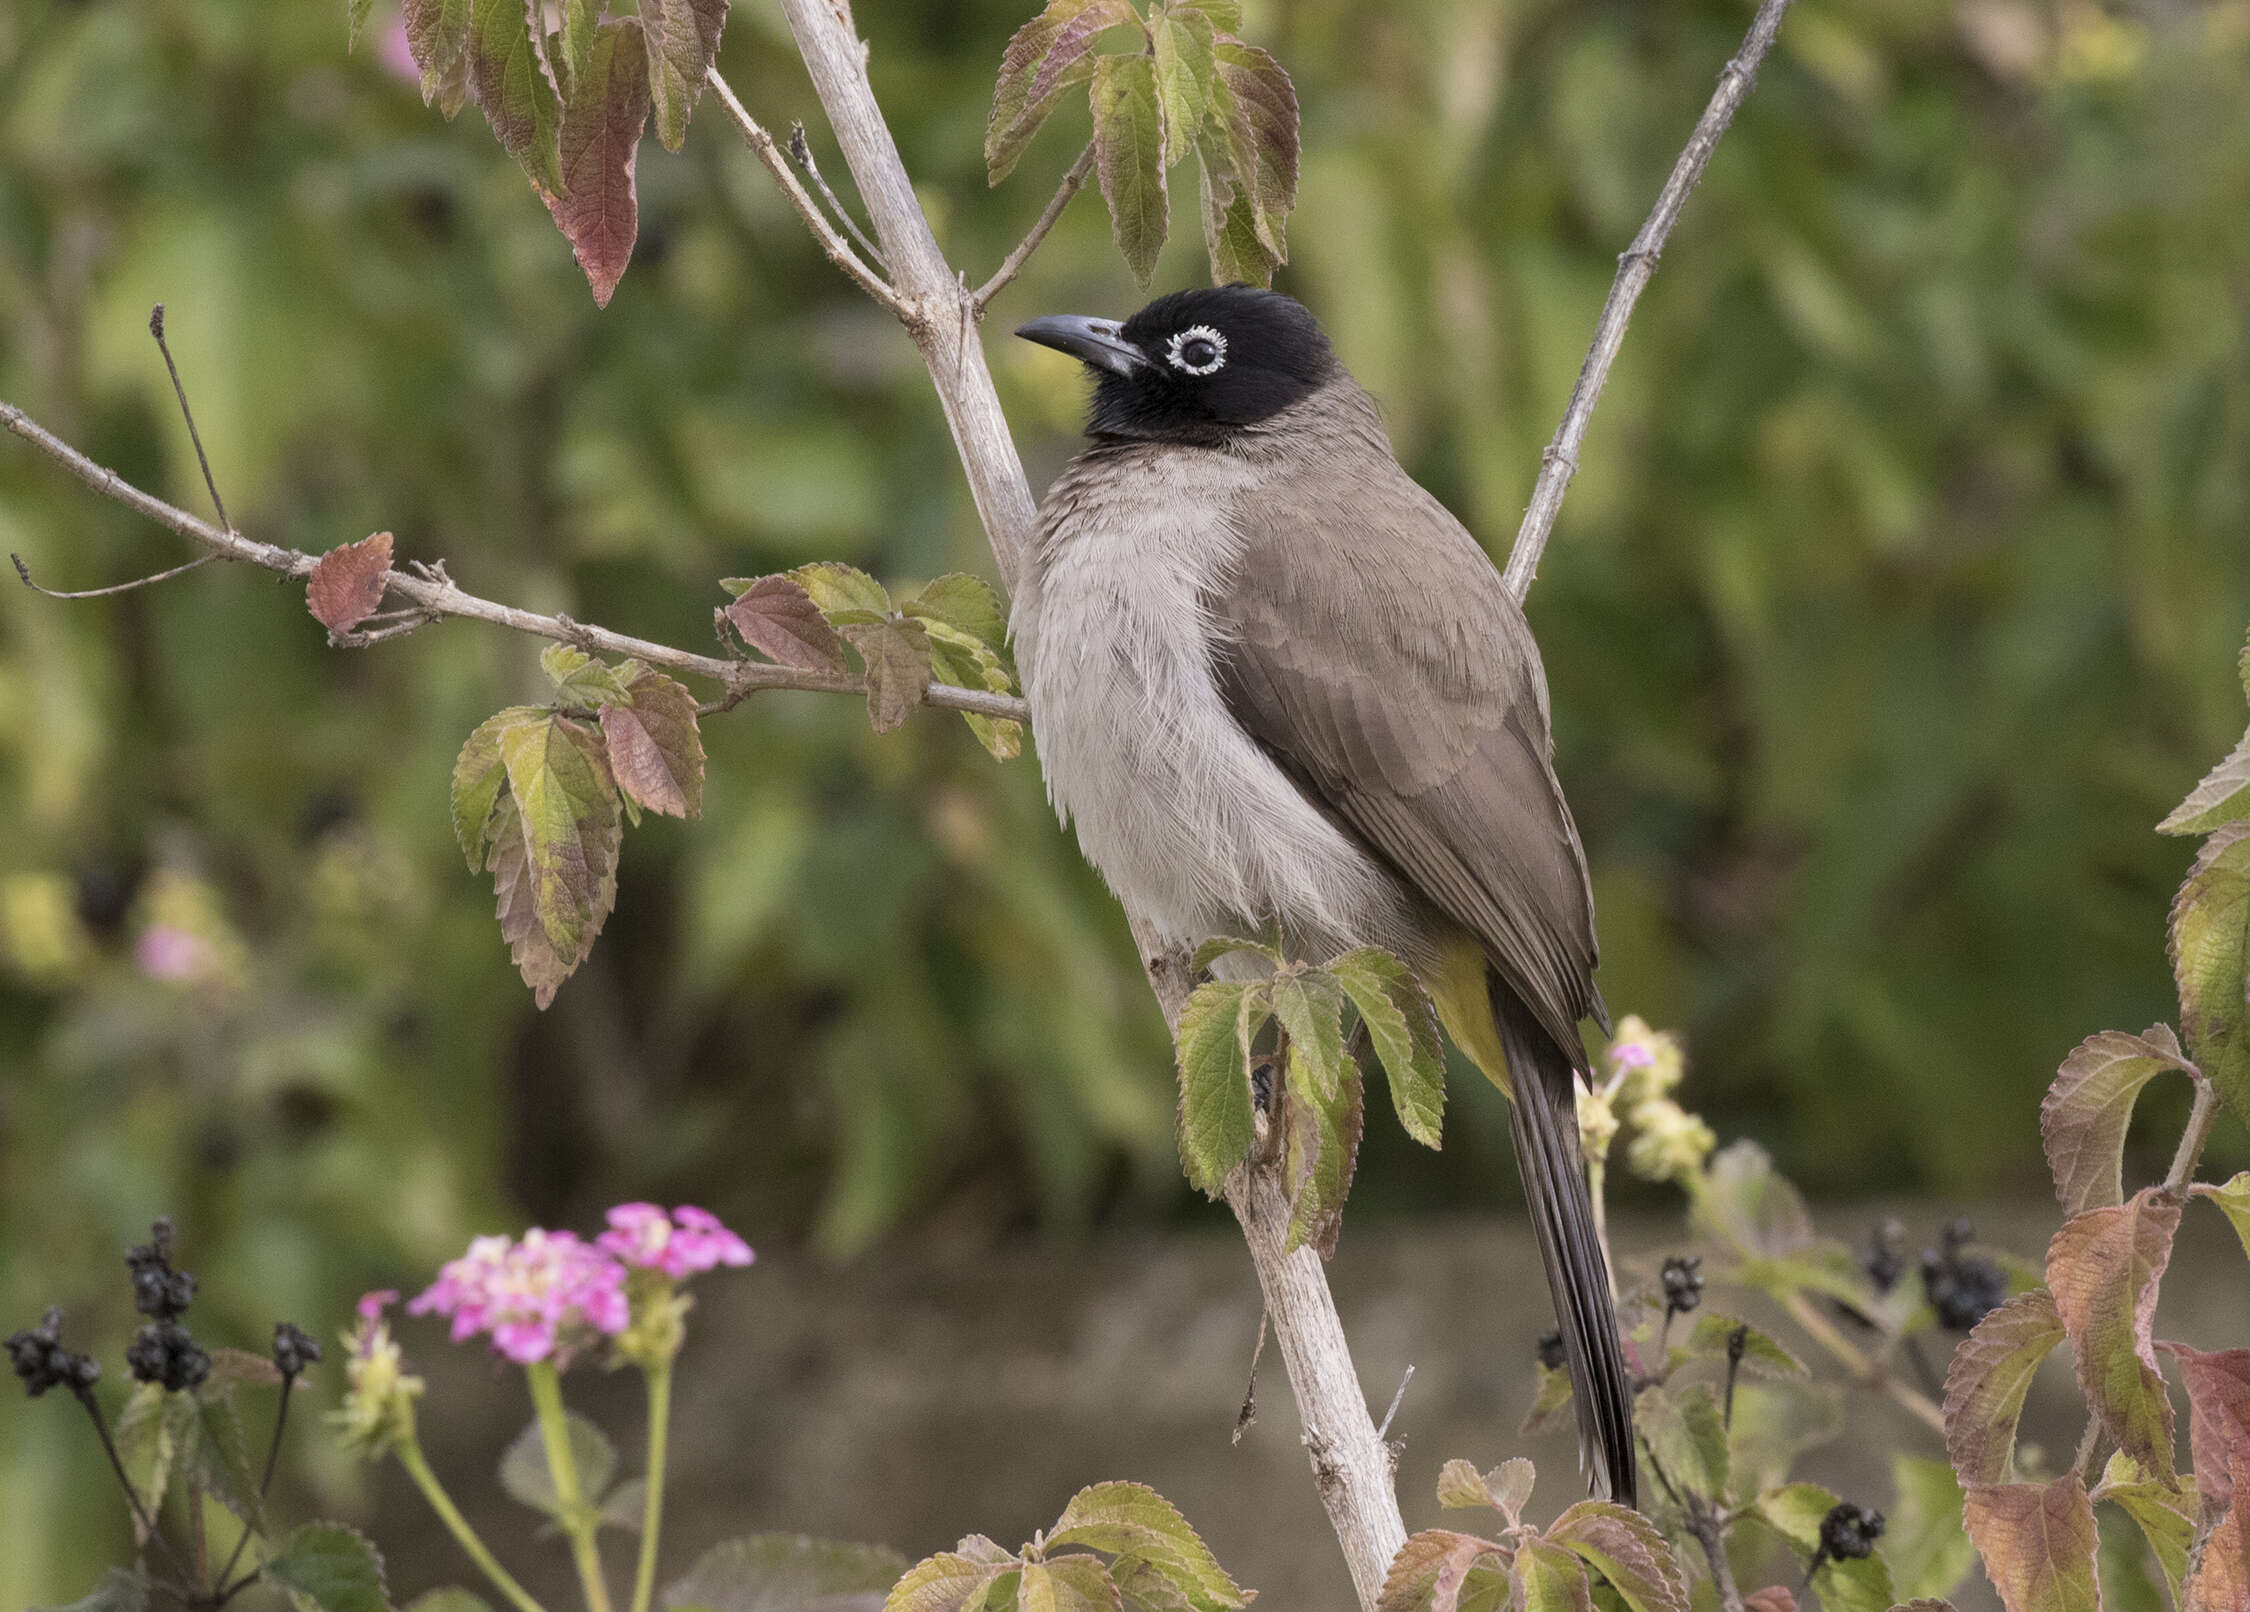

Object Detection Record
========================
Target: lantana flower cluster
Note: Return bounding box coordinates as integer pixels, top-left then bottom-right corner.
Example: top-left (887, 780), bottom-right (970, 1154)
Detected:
top-left (1576, 1014), bottom-right (1715, 1185)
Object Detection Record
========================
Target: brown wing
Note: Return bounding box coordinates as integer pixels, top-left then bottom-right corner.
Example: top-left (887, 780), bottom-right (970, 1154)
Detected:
top-left (1214, 457), bottom-right (1604, 1062)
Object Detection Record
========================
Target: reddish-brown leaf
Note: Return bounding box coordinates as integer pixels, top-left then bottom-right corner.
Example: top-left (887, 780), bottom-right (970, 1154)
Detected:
top-left (1961, 1478), bottom-right (2099, 1612)
top-left (1740, 1591), bottom-right (1798, 1612)
top-left (2039, 1026), bottom-right (2196, 1215)
top-left (842, 617), bottom-right (933, 734)
top-left (2159, 1342), bottom-right (2250, 1511)
top-left (2183, 1459), bottom-right (2249, 1612)
top-left (541, 19), bottom-right (648, 306)
top-left (641, 0), bottom-right (726, 151)
top-left (1377, 1530), bottom-right (1504, 1612)
top-left (305, 531), bottom-right (393, 635)
top-left (403, 0), bottom-right (474, 115)
top-left (2047, 1188), bottom-right (2182, 1484)
top-left (1943, 1290), bottom-right (2065, 1485)
top-left (599, 667), bottom-right (703, 819)
top-left (725, 575), bottom-right (850, 672)
top-left (1544, 1501), bottom-right (1688, 1612)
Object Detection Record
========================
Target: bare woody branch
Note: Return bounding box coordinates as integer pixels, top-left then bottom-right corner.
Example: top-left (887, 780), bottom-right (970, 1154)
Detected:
top-left (1501, 0), bottom-right (1796, 602)
top-left (974, 142), bottom-right (1096, 313)
top-left (0, 399), bottom-right (1027, 724)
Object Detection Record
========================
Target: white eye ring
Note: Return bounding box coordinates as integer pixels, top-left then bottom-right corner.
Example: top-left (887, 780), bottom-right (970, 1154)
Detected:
top-left (1165, 324), bottom-right (1228, 376)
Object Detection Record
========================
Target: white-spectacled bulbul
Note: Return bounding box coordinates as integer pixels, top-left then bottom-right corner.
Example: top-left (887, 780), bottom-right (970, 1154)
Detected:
top-left (1011, 285), bottom-right (1636, 1507)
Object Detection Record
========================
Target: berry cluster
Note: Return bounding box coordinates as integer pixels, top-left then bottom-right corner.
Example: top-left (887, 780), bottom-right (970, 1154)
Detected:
top-left (1534, 1329), bottom-right (1567, 1372)
top-left (124, 1219), bottom-right (211, 1392)
top-left (1921, 1218), bottom-right (2007, 1332)
top-left (1817, 1500), bottom-right (1886, 1562)
top-left (5, 1307), bottom-right (101, 1398)
top-left (1660, 1254), bottom-right (1705, 1316)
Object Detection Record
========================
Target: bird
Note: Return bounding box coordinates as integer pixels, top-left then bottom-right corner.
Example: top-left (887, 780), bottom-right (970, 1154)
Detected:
top-left (1008, 284), bottom-right (1637, 1507)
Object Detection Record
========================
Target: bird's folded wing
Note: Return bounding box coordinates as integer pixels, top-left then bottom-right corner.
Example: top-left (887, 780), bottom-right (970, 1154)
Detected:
top-left (1213, 468), bottom-right (1603, 1062)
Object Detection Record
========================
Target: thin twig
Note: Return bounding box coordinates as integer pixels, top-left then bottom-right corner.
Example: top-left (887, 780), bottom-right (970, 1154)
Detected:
top-left (0, 399), bottom-right (1026, 724)
top-left (705, 72), bottom-right (913, 321)
top-left (1375, 1364), bottom-right (1415, 1443)
top-left (1501, 0), bottom-right (1796, 601)
top-left (1233, 1310), bottom-right (1269, 1446)
top-left (788, 123), bottom-right (888, 270)
top-left (148, 304), bottom-right (233, 534)
top-left (1778, 1289), bottom-right (1946, 1435)
top-left (973, 142), bottom-right (1096, 312)
top-left (12, 549), bottom-right (216, 598)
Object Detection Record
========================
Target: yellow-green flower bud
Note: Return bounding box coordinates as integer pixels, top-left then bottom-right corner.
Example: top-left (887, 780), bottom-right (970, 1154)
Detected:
top-left (1625, 1098), bottom-right (1716, 1184)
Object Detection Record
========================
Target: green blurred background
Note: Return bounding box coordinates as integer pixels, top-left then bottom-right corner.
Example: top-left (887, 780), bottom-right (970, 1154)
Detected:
top-left (2, 0), bottom-right (2247, 1598)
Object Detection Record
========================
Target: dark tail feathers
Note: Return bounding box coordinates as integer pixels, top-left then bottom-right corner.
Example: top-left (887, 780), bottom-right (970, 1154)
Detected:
top-left (1495, 983), bottom-right (1638, 1509)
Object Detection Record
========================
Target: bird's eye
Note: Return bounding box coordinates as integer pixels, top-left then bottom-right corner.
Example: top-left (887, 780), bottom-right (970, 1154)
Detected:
top-left (1165, 325), bottom-right (1228, 376)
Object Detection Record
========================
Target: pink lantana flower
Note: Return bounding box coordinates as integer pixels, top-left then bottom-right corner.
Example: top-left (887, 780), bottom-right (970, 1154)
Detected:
top-left (597, 1204), bottom-right (754, 1280)
top-left (408, 1229), bottom-right (629, 1365)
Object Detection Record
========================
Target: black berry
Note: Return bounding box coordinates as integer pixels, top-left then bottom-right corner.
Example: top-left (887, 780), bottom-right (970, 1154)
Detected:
top-left (7, 1309), bottom-right (100, 1398)
top-left (126, 1319), bottom-right (210, 1393)
top-left (1535, 1329), bottom-right (1567, 1372)
top-left (126, 1219), bottom-right (196, 1321)
top-left (272, 1322), bottom-right (321, 1377)
top-left (1818, 1501), bottom-right (1885, 1561)
top-left (1660, 1255), bottom-right (1705, 1316)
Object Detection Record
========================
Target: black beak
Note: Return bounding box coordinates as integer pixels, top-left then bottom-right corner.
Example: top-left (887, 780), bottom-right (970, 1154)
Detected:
top-left (1015, 314), bottom-right (1149, 378)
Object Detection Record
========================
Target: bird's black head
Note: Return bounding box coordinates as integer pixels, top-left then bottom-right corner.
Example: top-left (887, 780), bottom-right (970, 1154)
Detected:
top-left (1017, 286), bottom-right (1340, 444)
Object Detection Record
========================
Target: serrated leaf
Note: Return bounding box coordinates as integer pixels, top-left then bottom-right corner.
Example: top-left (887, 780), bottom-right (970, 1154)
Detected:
top-left (1208, 41), bottom-right (1295, 259)
top-left (407, 1591), bottom-right (498, 1612)
top-left (1282, 1032), bottom-right (1361, 1256)
top-left (602, 667), bottom-right (704, 818)
top-left (499, 1412), bottom-right (617, 1519)
top-left (500, 714), bottom-right (623, 958)
top-left (2182, 1463), bottom-right (2248, 1612)
top-left (2160, 729), bottom-right (2250, 835)
top-left (986, 0), bottom-right (1138, 183)
top-left (347, 0), bottom-right (377, 50)
top-left (1942, 1289), bottom-right (2064, 1485)
top-left (1329, 947), bottom-right (1444, 1148)
top-left (1885, 1455), bottom-right (1975, 1604)
top-left (1197, 161), bottom-right (1278, 288)
top-left (2091, 1452), bottom-right (2194, 1603)
top-left (791, 562), bottom-right (893, 623)
top-left (470, 0), bottom-right (566, 194)
top-left (2040, 1027), bottom-right (2199, 1215)
top-left (1093, 53), bottom-right (1168, 285)
top-left (455, 706), bottom-right (546, 871)
top-left (2194, 1172), bottom-right (2250, 1264)
top-left (2169, 819), bottom-right (2250, 1127)
top-left (1519, 1362), bottom-right (1573, 1436)
top-left (1174, 981), bottom-right (1261, 1195)
top-left (1436, 1457), bottom-right (1534, 1525)
top-left (1544, 1501), bottom-right (1689, 1612)
top-left (1191, 934), bottom-right (1283, 974)
top-left (1177, 0), bottom-right (1240, 28)
top-left (1962, 1479), bottom-right (2099, 1612)
top-left (306, 531), bottom-right (394, 635)
top-left (1049, 1482), bottom-right (1247, 1611)
top-left (1752, 1483), bottom-right (1842, 1553)
top-left (489, 795), bottom-right (573, 1006)
top-left (2158, 1341), bottom-right (2250, 1511)
top-left (112, 1383), bottom-right (176, 1525)
top-left (1680, 1314), bottom-right (1806, 1379)
top-left (1636, 1384), bottom-right (1727, 1500)
top-left (1377, 1530), bottom-right (1506, 1612)
top-left (665, 1534), bottom-right (910, 1612)
top-left (906, 575), bottom-right (1012, 666)
top-left (264, 1524), bottom-right (391, 1612)
top-left (842, 617), bottom-right (934, 734)
top-left (173, 1386), bottom-right (265, 1531)
top-left (1693, 1140), bottom-right (1814, 1257)
top-left (1041, 1558), bottom-right (1123, 1612)
top-left (541, 18), bottom-right (649, 307)
top-left (915, 600), bottom-right (1022, 760)
top-left (724, 575), bottom-right (850, 673)
top-left (1107, 1558), bottom-right (1193, 1612)
top-left (34, 1570), bottom-right (151, 1612)
top-left (1151, 9), bottom-right (1216, 163)
top-left (540, 645), bottom-right (635, 706)
top-left (404, 0), bottom-right (475, 114)
top-left (641, 0), bottom-right (726, 152)
top-left (2046, 1189), bottom-right (2181, 1484)
top-left (1272, 971), bottom-right (1347, 1101)
top-left (1512, 1540), bottom-right (1595, 1612)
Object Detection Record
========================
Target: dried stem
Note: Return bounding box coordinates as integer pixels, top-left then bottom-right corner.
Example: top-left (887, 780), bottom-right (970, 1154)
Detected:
top-left (12, 549), bottom-right (216, 598)
top-left (0, 400), bottom-right (1025, 724)
top-left (787, 123), bottom-right (889, 270)
top-left (973, 142), bottom-right (1096, 312)
top-left (149, 303), bottom-right (232, 534)
top-left (1501, 0), bottom-right (1796, 601)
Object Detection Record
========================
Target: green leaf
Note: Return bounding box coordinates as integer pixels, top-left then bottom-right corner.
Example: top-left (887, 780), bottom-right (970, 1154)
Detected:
top-left (2169, 820), bottom-right (2250, 1127)
top-left (1692, 1140), bottom-right (1814, 1257)
top-left (263, 1524), bottom-right (391, 1612)
top-left (1093, 53), bottom-right (1168, 285)
top-left (1942, 1289), bottom-right (2065, 1485)
top-left (403, 0), bottom-right (475, 115)
top-left (470, 0), bottom-right (567, 194)
top-left (1108, 1558), bottom-right (1196, 1612)
top-left (500, 714), bottom-right (623, 957)
top-left (1636, 1383), bottom-right (1727, 1501)
top-left (1376, 1531), bottom-right (1506, 1612)
top-left (1679, 1314), bottom-right (1807, 1379)
top-left (1543, 1501), bottom-right (1689, 1612)
top-left (540, 17), bottom-right (651, 308)
top-left (725, 575), bottom-right (851, 673)
top-left (347, 0), bottom-right (377, 50)
top-left (541, 644), bottom-right (634, 705)
top-left (1282, 1028), bottom-right (1362, 1256)
top-left (2192, 1171), bottom-right (2250, 1264)
top-left (1207, 41), bottom-right (1295, 258)
top-left (172, 1385), bottom-right (265, 1530)
top-left (2039, 1027), bottom-right (2198, 1215)
top-left (1272, 970), bottom-right (1347, 1101)
top-left (405, 1592), bottom-right (498, 1612)
top-left (1750, 1482), bottom-right (1841, 1554)
top-left (1961, 1478), bottom-right (2099, 1612)
top-left (1196, 162), bottom-right (1279, 288)
top-left (1174, 981), bottom-right (1261, 1196)
top-left (641, 0), bottom-right (727, 152)
top-left (1041, 1558), bottom-right (1122, 1612)
top-left (986, 0), bottom-right (1139, 184)
top-left (2046, 1189), bottom-right (2181, 1484)
top-left (112, 1382), bottom-right (177, 1522)
top-left (601, 666), bottom-right (704, 819)
top-left (842, 617), bottom-right (935, 735)
top-left (1151, 8), bottom-right (1217, 163)
top-left (1176, 0), bottom-right (1240, 28)
top-left (2159, 727), bottom-right (2250, 835)
top-left (1190, 934), bottom-right (1283, 974)
top-left (790, 561), bottom-right (893, 624)
top-left (1519, 1362), bottom-right (1573, 1436)
top-left (910, 582), bottom-right (1022, 760)
top-left (499, 1412), bottom-right (617, 1519)
top-left (1329, 947), bottom-right (1444, 1148)
top-left (554, 0), bottom-right (597, 96)
top-left (906, 575), bottom-right (1013, 666)
top-left (664, 1534), bottom-right (911, 1612)
top-left (1049, 1481), bottom-right (1249, 1611)
top-left (34, 1570), bottom-right (150, 1612)
top-left (2090, 1452), bottom-right (2193, 1604)
top-left (1512, 1541), bottom-right (1595, 1612)
top-left (1435, 1457), bottom-right (1534, 1525)
top-left (1884, 1456), bottom-right (1975, 1605)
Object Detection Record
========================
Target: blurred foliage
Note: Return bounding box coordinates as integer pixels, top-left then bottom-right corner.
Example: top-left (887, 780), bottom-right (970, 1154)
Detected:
top-left (3, 0), bottom-right (2249, 1597)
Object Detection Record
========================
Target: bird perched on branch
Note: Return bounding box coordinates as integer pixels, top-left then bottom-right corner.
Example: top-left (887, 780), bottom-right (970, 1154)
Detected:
top-left (1011, 285), bottom-right (1636, 1508)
